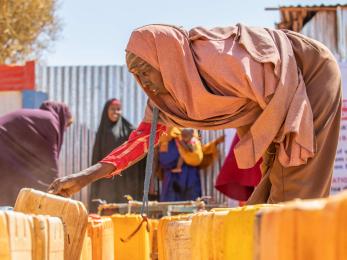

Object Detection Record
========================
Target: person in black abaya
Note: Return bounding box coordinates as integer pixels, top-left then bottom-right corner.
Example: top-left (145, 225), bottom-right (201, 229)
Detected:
top-left (89, 98), bottom-right (146, 212)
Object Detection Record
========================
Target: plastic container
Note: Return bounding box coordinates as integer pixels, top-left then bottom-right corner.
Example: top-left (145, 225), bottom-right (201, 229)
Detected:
top-left (6, 211), bottom-right (33, 259)
top-left (111, 214), bottom-right (151, 260)
top-left (87, 215), bottom-right (114, 260)
top-left (14, 188), bottom-right (87, 260)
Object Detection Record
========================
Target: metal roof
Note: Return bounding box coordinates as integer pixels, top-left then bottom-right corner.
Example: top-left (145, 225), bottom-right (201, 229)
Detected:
top-left (266, 4), bottom-right (347, 31)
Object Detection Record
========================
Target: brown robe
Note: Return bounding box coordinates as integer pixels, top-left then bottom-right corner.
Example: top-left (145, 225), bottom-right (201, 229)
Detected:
top-left (247, 31), bottom-right (342, 203)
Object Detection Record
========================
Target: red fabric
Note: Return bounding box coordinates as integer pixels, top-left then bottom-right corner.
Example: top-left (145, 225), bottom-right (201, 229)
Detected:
top-left (0, 61), bottom-right (35, 91)
top-left (100, 121), bottom-right (167, 176)
top-left (215, 134), bottom-right (262, 201)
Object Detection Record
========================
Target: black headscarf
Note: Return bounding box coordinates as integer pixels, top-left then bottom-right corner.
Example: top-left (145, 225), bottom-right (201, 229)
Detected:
top-left (92, 98), bottom-right (134, 164)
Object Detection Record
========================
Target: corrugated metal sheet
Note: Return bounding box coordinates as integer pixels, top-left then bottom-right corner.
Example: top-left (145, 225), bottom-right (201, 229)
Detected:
top-left (301, 11), bottom-right (338, 56)
top-left (36, 64), bottom-right (226, 207)
top-left (337, 7), bottom-right (347, 61)
top-left (300, 9), bottom-right (347, 61)
top-left (36, 65), bottom-right (147, 128)
top-left (267, 4), bottom-right (347, 32)
top-left (269, 5), bottom-right (347, 62)
top-left (200, 129), bottom-right (226, 204)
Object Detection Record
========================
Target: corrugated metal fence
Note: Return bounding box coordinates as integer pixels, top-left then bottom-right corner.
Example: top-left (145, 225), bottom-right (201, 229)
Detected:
top-left (301, 7), bottom-right (347, 62)
top-left (36, 64), bottom-right (226, 207)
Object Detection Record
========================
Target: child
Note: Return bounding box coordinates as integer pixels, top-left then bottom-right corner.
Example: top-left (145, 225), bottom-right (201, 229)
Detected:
top-left (172, 128), bottom-right (197, 173)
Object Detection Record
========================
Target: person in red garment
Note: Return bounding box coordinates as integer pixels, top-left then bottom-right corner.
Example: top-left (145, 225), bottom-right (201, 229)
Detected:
top-left (48, 23), bottom-right (341, 204)
top-left (215, 134), bottom-right (262, 202)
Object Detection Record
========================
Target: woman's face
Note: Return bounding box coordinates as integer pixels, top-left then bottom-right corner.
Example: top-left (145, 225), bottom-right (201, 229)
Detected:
top-left (134, 63), bottom-right (169, 96)
top-left (108, 103), bottom-right (122, 122)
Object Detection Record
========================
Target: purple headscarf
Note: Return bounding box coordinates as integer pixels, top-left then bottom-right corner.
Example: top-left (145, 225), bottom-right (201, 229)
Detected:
top-left (40, 101), bottom-right (72, 150)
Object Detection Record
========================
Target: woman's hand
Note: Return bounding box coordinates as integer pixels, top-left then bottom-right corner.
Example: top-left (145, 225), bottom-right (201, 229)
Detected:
top-left (48, 163), bottom-right (116, 197)
top-left (48, 173), bottom-right (90, 197)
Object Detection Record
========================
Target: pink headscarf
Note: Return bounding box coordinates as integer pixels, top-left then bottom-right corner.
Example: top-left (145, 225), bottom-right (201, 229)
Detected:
top-left (126, 24), bottom-right (314, 169)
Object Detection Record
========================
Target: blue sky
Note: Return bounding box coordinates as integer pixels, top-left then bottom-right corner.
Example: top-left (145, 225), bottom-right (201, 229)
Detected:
top-left (44, 0), bottom-right (344, 66)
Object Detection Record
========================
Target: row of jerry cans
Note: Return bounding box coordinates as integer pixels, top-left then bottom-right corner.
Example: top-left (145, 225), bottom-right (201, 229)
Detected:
top-left (0, 211), bottom-right (64, 260)
top-left (157, 206), bottom-right (276, 260)
top-left (158, 191), bottom-right (347, 260)
top-left (10, 188), bottom-right (158, 260)
top-left (256, 194), bottom-right (347, 260)
top-left (12, 188), bottom-right (347, 260)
